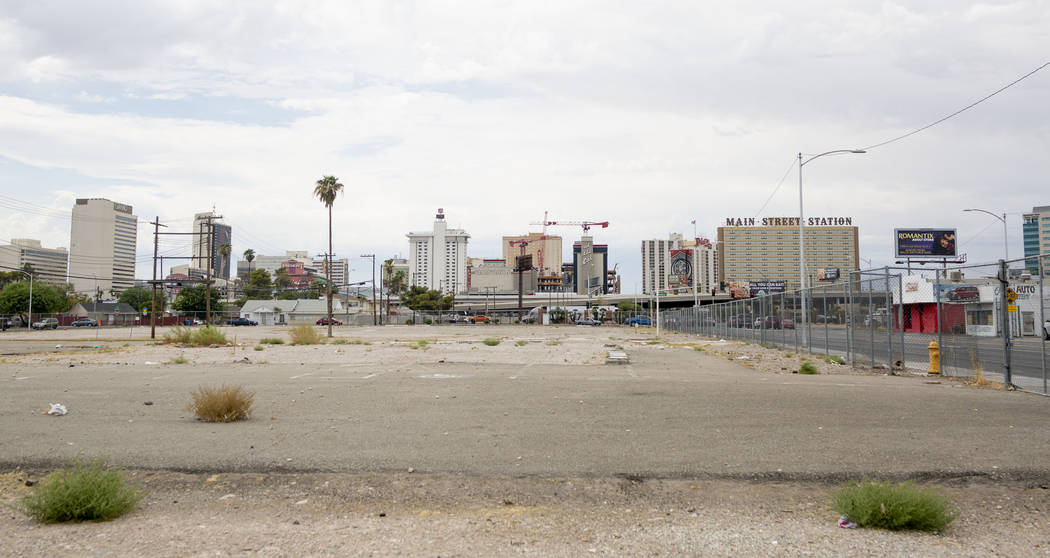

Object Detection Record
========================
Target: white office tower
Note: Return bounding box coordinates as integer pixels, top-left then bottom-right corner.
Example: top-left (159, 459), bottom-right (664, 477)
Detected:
top-left (641, 233), bottom-right (718, 294)
top-left (69, 198), bottom-right (138, 297)
top-left (0, 239), bottom-right (69, 287)
top-left (407, 208), bottom-right (470, 294)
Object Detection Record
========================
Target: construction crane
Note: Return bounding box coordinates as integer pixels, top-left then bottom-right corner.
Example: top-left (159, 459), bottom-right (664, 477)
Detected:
top-left (530, 217), bottom-right (610, 233)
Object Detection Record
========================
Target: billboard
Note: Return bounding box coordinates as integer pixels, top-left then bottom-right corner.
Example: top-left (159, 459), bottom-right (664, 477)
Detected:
top-left (667, 249), bottom-right (693, 289)
top-left (817, 268), bottom-right (840, 281)
top-left (895, 229), bottom-right (957, 258)
top-left (749, 280), bottom-right (785, 296)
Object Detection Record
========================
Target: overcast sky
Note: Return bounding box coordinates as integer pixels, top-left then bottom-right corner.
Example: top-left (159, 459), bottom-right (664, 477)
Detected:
top-left (1, 1), bottom-right (1048, 290)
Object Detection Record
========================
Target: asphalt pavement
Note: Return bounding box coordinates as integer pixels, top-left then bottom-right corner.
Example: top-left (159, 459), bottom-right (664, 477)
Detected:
top-left (4, 331), bottom-right (1050, 480)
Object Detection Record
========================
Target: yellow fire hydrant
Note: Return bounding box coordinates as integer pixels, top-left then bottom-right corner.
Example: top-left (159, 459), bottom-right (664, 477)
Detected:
top-left (927, 340), bottom-right (941, 374)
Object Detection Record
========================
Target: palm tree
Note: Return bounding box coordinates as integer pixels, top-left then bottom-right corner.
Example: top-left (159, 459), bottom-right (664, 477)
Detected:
top-left (243, 249), bottom-right (255, 279)
top-left (313, 175), bottom-right (344, 337)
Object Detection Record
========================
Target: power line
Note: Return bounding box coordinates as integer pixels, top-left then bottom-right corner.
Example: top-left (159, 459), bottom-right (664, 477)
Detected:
top-left (862, 61), bottom-right (1049, 151)
top-left (751, 157), bottom-right (798, 220)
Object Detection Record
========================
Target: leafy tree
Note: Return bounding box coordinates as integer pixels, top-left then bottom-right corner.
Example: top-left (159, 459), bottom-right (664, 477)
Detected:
top-left (172, 285), bottom-right (225, 314)
top-left (0, 270), bottom-right (23, 288)
top-left (383, 259), bottom-right (408, 325)
top-left (313, 174), bottom-right (344, 337)
top-left (243, 268), bottom-right (272, 299)
top-left (617, 301), bottom-right (642, 313)
top-left (273, 268), bottom-right (291, 291)
top-left (0, 281), bottom-right (68, 317)
top-left (399, 285), bottom-right (454, 312)
top-left (277, 289), bottom-right (320, 300)
top-left (118, 286), bottom-right (167, 313)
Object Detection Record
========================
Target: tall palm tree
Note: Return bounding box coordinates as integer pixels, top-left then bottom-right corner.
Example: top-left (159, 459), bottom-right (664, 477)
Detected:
top-left (313, 175), bottom-right (344, 338)
top-left (243, 248), bottom-right (255, 279)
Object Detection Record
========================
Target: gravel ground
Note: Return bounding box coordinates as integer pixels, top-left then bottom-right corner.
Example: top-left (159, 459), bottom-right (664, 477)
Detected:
top-left (3, 324), bottom-right (1047, 556)
top-left (3, 471), bottom-right (1049, 557)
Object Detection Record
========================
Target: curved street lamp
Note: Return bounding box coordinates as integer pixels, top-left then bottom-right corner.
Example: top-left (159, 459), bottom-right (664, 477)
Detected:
top-left (798, 149), bottom-right (866, 347)
top-left (963, 208), bottom-right (1008, 261)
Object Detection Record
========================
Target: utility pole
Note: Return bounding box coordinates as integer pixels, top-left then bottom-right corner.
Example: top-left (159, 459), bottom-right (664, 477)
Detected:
top-left (150, 217), bottom-right (167, 339)
top-left (361, 254), bottom-right (376, 325)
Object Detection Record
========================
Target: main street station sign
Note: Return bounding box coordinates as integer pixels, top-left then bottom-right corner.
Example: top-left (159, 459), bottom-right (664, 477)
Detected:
top-left (724, 217), bottom-right (853, 227)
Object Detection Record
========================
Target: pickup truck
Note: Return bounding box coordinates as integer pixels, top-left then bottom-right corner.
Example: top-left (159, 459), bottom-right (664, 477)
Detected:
top-left (625, 316), bottom-right (651, 326)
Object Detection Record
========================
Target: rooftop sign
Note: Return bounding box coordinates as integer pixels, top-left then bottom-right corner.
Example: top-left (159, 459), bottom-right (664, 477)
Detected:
top-left (724, 217), bottom-right (852, 227)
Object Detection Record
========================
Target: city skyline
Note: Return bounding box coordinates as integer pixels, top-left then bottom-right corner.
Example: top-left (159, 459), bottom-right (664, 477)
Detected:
top-left (0, 3), bottom-right (1048, 290)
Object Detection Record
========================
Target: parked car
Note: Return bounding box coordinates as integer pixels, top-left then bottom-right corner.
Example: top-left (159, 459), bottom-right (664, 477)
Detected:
top-left (947, 286), bottom-right (980, 302)
top-left (575, 318), bottom-right (601, 326)
top-left (1044, 319), bottom-right (1050, 340)
top-left (781, 318), bottom-right (795, 330)
top-left (71, 318), bottom-right (98, 327)
top-left (31, 318), bottom-right (59, 330)
top-left (728, 314), bottom-right (753, 328)
top-left (625, 316), bottom-right (651, 327)
top-left (468, 315), bottom-right (490, 324)
top-left (753, 316), bottom-right (781, 329)
top-left (227, 317), bottom-right (259, 326)
top-left (314, 317), bottom-right (341, 326)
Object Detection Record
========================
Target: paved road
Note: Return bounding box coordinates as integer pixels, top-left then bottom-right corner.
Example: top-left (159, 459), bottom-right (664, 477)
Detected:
top-left (3, 335), bottom-right (1050, 480)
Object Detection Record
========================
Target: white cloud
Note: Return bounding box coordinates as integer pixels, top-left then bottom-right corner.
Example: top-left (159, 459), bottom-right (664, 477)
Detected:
top-left (0, 2), bottom-right (1048, 286)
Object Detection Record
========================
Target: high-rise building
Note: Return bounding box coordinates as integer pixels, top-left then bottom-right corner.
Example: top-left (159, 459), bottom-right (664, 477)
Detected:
top-left (572, 237), bottom-right (608, 295)
top-left (69, 198), bottom-right (138, 296)
top-left (0, 239), bottom-right (69, 287)
top-left (501, 233), bottom-right (563, 275)
top-left (192, 211), bottom-right (232, 280)
top-left (407, 208), bottom-right (469, 294)
top-left (312, 256), bottom-right (349, 288)
top-left (641, 233), bottom-right (719, 295)
top-left (1022, 205), bottom-right (1050, 274)
top-left (717, 217), bottom-right (858, 291)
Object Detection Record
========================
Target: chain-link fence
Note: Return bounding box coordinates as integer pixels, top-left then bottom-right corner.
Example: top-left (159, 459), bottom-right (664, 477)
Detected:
top-left (661, 255), bottom-right (1050, 396)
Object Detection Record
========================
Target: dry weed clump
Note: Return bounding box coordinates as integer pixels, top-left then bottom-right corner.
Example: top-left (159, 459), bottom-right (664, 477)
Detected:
top-left (189, 384), bottom-right (254, 422)
top-left (162, 325), bottom-right (228, 347)
top-left (289, 325), bottom-right (323, 345)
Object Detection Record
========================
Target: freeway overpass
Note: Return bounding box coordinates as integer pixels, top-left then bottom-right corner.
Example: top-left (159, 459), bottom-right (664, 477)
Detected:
top-left (449, 291), bottom-right (734, 312)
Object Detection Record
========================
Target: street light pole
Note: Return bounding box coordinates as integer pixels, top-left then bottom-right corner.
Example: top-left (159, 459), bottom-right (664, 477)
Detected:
top-left (360, 254), bottom-right (376, 325)
top-left (798, 149), bottom-right (866, 348)
top-left (963, 208), bottom-right (1008, 261)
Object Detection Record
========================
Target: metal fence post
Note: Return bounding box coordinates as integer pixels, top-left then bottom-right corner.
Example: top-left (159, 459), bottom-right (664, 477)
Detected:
top-left (847, 272), bottom-right (854, 368)
top-left (935, 270), bottom-right (943, 372)
top-left (1041, 256), bottom-right (1047, 394)
top-left (868, 278), bottom-right (875, 369)
top-left (999, 259), bottom-right (1012, 388)
top-left (823, 284), bottom-right (830, 358)
top-left (884, 266), bottom-right (893, 370)
top-left (897, 270), bottom-right (905, 371)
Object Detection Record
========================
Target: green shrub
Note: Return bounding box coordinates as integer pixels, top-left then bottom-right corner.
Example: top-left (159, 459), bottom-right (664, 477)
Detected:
top-left (760, 342), bottom-right (775, 349)
top-left (545, 340), bottom-right (562, 346)
top-left (289, 324), bottom-right (323, 345)
top-left (825, 355), bottom-right (846, 365)
top-left (515, 340), bottom-right (528, 347)
top-left (168, 355), bottom-right (189, 364)
top-left (483, 338), bottom-right (501, 346)
top-left (799, 361), bottom-right (819, 374)
top-left (253, 345), bottom-right (264, 351)
top-left (21, 458), bottom-right (143, 523)
top-left (259, 337), bottom-right (284, 345)
top-left (330, 338), bottom-right (349, 345)
top-left (189, 384), bottom-right (254, 422)
top-left (831, 480), bottom-right (958, 531)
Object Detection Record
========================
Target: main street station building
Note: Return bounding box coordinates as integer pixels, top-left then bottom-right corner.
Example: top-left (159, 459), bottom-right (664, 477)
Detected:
top-left (717, 216), bottom-right (859, 291)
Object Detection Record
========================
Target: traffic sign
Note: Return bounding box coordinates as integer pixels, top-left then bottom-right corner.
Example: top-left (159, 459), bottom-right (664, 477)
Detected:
top-left (1008, 304), bottom-right (1017, 312)
top-left (1006, 288), bottom-right (1018, 302)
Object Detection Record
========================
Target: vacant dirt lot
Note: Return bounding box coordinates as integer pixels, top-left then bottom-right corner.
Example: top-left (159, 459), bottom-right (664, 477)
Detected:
top-left (2, 324), bottom-right (1049, 556)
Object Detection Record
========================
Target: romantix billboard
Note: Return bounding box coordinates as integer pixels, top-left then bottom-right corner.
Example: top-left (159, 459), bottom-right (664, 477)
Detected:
top-left (895, 229), bottom-right (957, 258)
top-left (667, 249), bottom-right (692, 289)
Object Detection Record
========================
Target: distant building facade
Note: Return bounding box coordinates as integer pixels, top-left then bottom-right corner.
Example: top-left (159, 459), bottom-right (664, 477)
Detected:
top-left (69, 198), bottom-right (137, 296)
top-left (1023, 205), bottom-right (1050, 274)
top-left (501, 233), bottom-right (563, 275)
top-left (641, 233), bottom-right (718, 295)
top-left (717, 217), bottom-right (859, 291)
top-left (572, 237), bottom-right (609, 295)
top-left (407, 208), bottom-right (469, 294)
top-left (0, 239), bottom-right (69, 287)
top-left (192, 211), bottom-right (232, 280)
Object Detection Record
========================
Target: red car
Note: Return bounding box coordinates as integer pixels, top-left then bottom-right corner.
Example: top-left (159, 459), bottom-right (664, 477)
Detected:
top-left (316, 317), bottom-right (343, 326)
